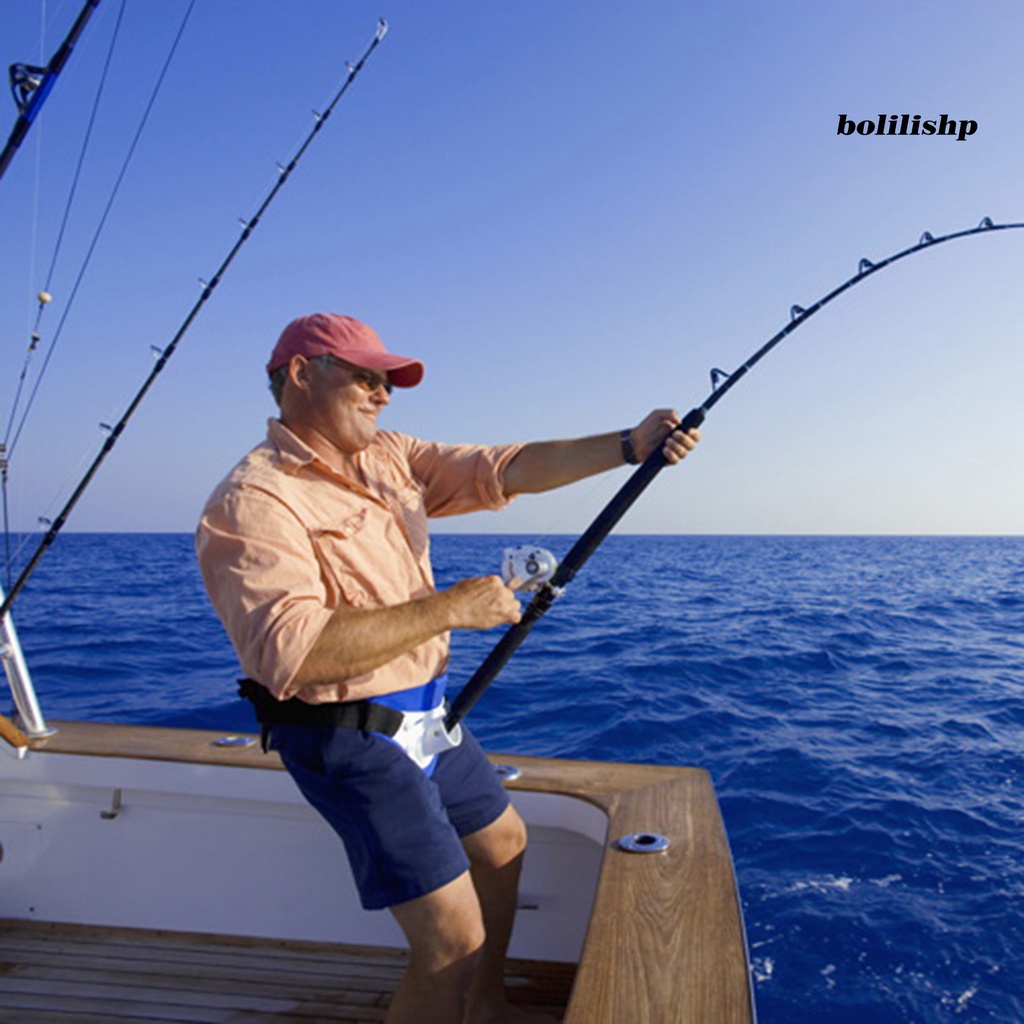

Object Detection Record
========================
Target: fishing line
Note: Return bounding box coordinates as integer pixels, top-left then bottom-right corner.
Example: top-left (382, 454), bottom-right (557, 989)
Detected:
top-left (3, 0), bottom-right (127, 458)
top-left (4, 0), bottom-right (192, 467)
top-left (1, 0), bottom-right (181, 587)
top-left (2, 427), bottom-right (104, 579)
top-left (0, 19), bottom-right (389, 622)
top-left (36, 0), bottom-right (127, 327)
top-left (446, 216), bottom-right (1024, 730)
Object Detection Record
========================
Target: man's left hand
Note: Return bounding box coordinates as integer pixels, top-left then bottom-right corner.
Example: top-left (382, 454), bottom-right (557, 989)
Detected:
top-left (630, 409), bottom-right (701, 465)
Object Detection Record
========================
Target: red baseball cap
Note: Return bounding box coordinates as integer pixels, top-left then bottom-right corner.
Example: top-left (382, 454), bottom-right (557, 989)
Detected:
top-left (267, 313), bottom-right (424, 388)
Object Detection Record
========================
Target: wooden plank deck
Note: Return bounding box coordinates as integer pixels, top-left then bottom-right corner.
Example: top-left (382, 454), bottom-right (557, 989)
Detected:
top-left (0, 920), bottom-right (575, 1023)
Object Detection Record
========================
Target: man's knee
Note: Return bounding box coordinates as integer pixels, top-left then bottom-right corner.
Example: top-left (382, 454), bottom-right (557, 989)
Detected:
top-left (392, 873), bottom-right (486, 967)
top-left (387, 883), bottom-right (485, 1022)
top-left (465, 804), bottom-right (527, 870)
top-left (417, 923), bottom-right (485, 977)
top-left (496, 805), bottom-right (528, 860)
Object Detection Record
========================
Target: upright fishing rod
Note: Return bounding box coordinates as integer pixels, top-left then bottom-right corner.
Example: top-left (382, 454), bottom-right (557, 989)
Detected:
top-left (0, 19), bottom-right (388, 623)
top-left (0, 0), bottom-right (102, 182)
top-left (447, 216), bottom-right (1024, 730)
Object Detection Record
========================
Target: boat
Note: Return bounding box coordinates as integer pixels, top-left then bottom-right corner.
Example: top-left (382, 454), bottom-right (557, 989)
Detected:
top-left (0, 647), bottom-right (753, 1022)
top-left (0, 8), bottom-right (753, 1021)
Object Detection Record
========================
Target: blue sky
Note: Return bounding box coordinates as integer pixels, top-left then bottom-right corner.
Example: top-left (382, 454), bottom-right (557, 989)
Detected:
top-left (1, 0), bottom-right (1022, 540)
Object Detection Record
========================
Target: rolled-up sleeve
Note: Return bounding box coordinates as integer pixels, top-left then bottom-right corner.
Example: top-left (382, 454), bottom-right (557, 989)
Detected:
top-left (400, 435), bottom-right (525, 518)
top-left (196, 486), bottom-right (334, 699)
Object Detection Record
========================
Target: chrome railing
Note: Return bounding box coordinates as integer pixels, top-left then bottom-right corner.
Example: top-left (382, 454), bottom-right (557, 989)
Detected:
top-left (0, 583), bottom-right (53, 737)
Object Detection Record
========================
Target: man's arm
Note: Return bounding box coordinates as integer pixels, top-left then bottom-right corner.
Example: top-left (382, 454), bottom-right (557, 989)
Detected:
top-left (290, 575), bottom-right (521, 692)
top-left (502, 408), bottom-right (699, 496)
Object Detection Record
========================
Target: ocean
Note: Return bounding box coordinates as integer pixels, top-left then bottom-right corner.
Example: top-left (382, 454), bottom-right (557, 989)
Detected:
top-left (6, 532), bottom-right (1023, 1023)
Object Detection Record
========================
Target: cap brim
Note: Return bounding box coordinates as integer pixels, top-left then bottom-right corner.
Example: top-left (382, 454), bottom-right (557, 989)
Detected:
top-left (350, 352), bottom-right (424, 388)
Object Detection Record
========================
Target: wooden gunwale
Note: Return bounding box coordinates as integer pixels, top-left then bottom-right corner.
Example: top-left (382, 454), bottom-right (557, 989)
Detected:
top-left (6, 719), bottom-right (753, 1023)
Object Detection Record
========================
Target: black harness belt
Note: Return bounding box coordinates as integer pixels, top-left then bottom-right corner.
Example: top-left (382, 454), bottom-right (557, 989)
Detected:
top-left (237, 678), bottom-right (404, 751)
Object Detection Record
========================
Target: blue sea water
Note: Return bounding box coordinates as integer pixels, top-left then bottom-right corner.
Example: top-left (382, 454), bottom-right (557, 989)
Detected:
top-left (6, 532), bottom-right (1024, 1023)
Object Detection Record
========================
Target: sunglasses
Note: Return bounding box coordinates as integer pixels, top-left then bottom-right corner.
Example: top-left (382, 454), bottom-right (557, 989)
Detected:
top-left (322, 356), bottom-right (393, 395)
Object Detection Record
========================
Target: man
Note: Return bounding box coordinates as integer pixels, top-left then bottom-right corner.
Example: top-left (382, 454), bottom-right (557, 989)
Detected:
top-left (196, 313), bottom-right (700, 1024)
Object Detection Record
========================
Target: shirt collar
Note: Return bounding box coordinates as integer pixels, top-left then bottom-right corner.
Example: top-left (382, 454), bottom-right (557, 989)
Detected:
top-left (266, 417), bottom-right (377, 495)
top-left (266, 417), bottom-right (318, 472)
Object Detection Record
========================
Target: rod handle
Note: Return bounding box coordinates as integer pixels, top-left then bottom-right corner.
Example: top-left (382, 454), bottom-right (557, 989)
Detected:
top-left (679, 406), bottom-right (706, 432)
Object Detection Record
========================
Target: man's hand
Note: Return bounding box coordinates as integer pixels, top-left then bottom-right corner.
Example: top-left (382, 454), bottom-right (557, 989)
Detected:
top-left (443, 576), bottom-right (522, 630)
top-left (629, 409), bottom-right (701, 465)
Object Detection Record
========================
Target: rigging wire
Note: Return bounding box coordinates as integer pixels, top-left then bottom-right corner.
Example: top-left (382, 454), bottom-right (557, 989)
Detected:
top-left (0, 19), bottom-right (390, 622)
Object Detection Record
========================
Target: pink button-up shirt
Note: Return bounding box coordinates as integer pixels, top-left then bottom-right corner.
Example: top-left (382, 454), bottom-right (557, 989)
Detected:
top-left (197, 419), bottom-right (523, 704)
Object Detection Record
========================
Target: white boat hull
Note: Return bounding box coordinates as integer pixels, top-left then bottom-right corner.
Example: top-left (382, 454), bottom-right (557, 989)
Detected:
top-left (1, 735), bottom-right (603, 961)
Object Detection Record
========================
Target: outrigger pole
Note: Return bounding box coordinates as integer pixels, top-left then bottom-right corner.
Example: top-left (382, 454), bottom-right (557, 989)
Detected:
top-left (0, 0), bottom-right (102, 183)
top-left (446, 217), bottom-right (1024, 730)
top-left (0, 19), bottom-right (388, 623)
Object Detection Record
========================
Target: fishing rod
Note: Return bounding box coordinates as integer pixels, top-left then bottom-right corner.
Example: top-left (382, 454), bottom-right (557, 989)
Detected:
top-left (0, 0), bottom-right (102, 182)
top-left (446, 215), bottom-right (1024, 730)
top-left (0, 19), bottom-right (388, 623)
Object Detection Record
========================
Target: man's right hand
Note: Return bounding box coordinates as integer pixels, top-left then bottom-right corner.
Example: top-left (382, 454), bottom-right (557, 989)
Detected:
top-left (443, 576), bottom-right (522, 630)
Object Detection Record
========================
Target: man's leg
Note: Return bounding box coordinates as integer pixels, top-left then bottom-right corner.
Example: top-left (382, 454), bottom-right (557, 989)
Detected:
top-left (386, 871), bottom-right (486, 1024)
top-left (461, 804), bottom-right (528, 1022)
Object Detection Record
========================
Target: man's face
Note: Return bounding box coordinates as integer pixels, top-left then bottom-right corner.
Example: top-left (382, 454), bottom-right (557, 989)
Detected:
top-left (289, 355), bottom-right (392, 456)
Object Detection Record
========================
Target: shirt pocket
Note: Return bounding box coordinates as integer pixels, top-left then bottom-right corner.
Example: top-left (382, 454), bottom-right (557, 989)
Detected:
top-left (379, 480), bottom-right (429, 560)
top-left (309, 512), bottom-right (373, 608)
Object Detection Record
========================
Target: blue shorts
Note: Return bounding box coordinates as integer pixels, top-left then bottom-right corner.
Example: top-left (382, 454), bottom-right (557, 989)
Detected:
top-left (271, 722), bottom-right (511, 910)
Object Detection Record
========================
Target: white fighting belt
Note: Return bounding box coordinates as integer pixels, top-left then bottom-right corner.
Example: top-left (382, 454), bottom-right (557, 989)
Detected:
top-left (390, 703), bottom-right (463, 770)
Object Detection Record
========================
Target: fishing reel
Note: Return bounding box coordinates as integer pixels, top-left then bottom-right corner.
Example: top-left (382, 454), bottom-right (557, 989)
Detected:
top-left (501, 544), bottom-right (558, 592)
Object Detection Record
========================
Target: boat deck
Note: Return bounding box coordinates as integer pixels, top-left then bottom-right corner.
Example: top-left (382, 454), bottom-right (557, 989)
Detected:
top-left (1, 720), bottom-right (754, 1022)
top-left (0, 919), bottom-right (575, 1022)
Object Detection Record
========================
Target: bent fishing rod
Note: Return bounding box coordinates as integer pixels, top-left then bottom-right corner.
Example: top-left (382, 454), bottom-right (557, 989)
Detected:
top-left (0, 19), bottom-right (388, 623)
top-left (0, 0), bottom-right (102, 182)
top-left (446, 215), bottom-right (1024, 730)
